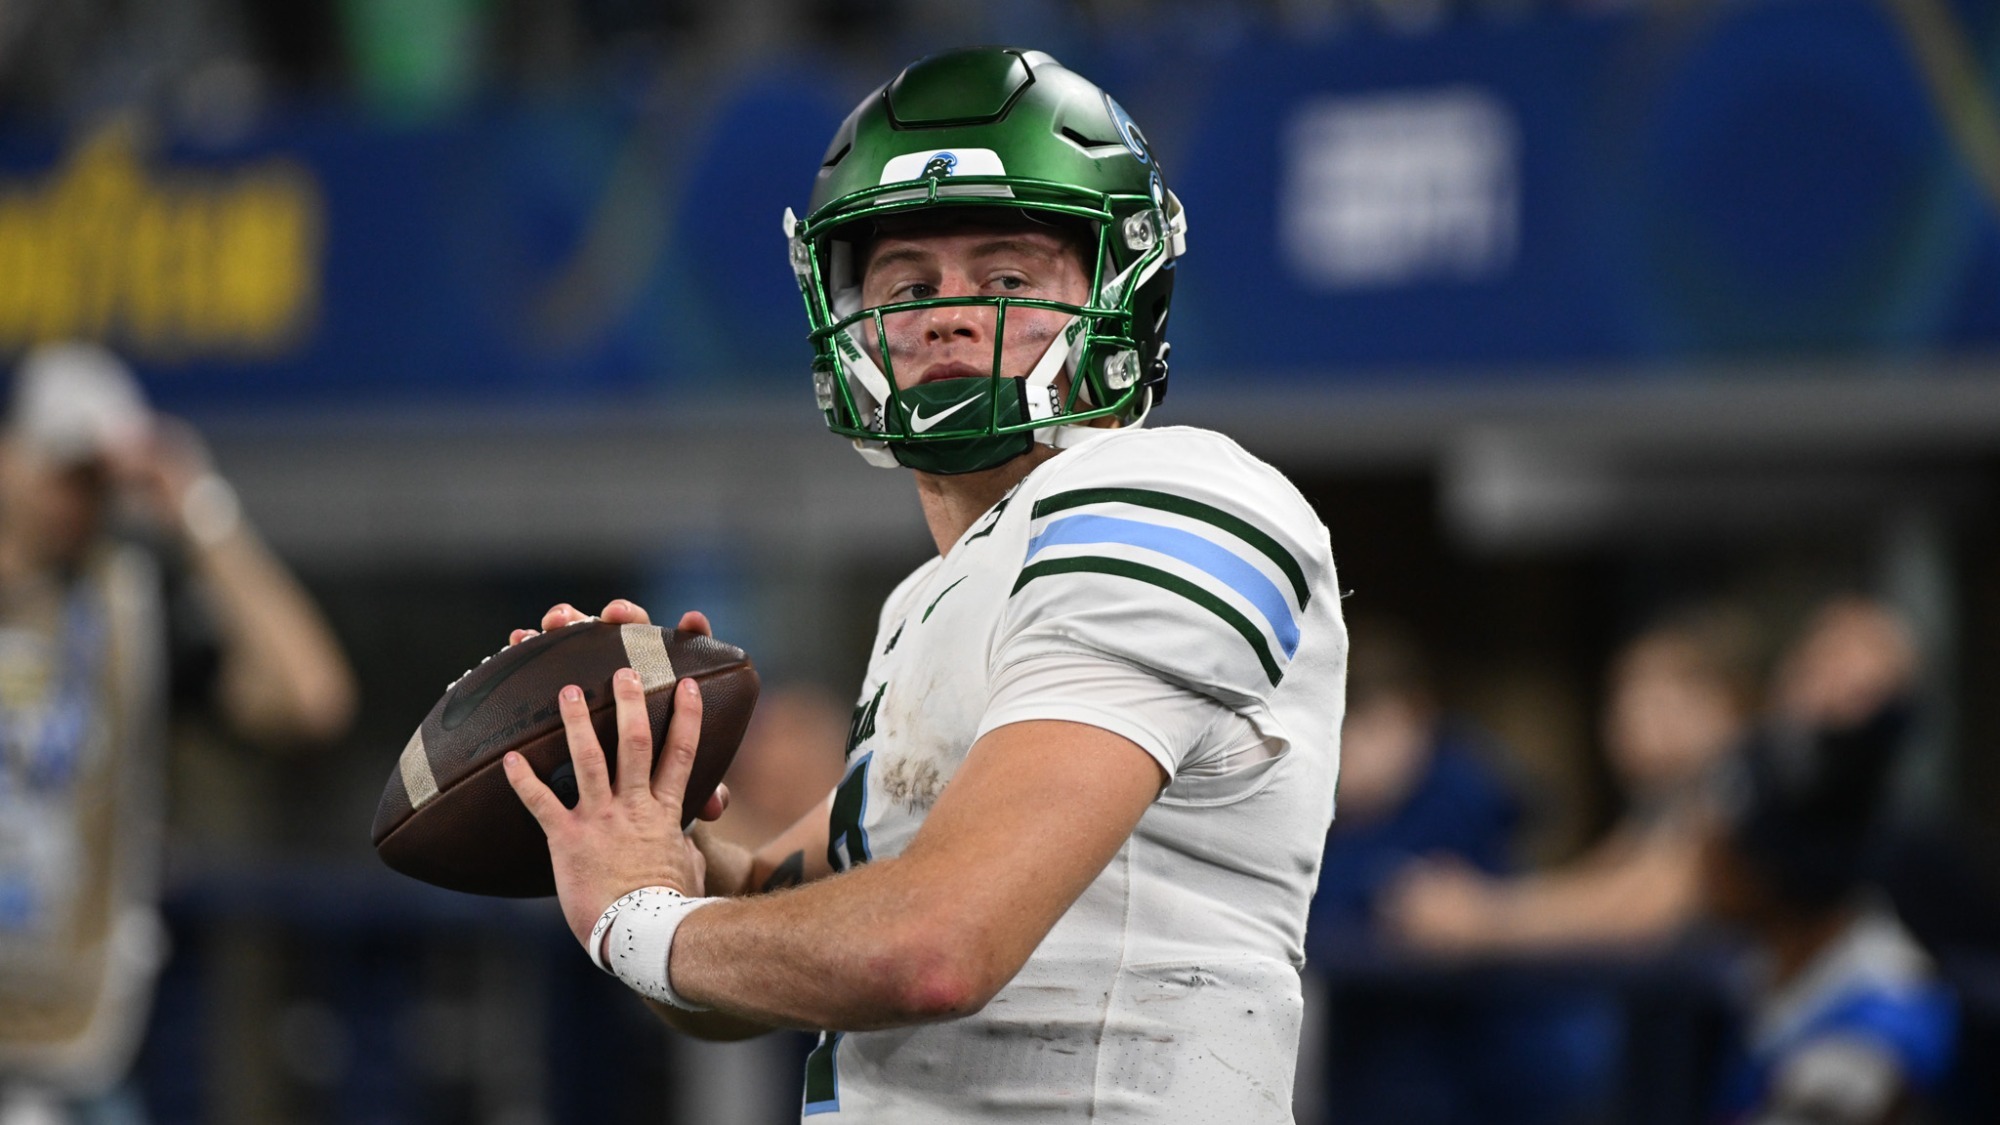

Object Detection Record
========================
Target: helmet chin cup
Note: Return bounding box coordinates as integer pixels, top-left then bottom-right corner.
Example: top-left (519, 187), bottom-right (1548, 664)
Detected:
top-left (888, 379), bottom-right (1036, 475)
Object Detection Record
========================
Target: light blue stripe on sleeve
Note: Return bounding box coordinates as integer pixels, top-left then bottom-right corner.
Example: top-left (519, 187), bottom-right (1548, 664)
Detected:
top-left (1025, 513), bottom-right (1300, 657)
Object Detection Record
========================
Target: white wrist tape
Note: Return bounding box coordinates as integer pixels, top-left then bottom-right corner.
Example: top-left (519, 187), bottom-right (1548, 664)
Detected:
top-left (587, 886), bottom-right (718, 1010)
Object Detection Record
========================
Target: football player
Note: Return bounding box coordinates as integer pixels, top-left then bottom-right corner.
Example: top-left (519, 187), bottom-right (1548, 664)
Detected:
top-left (506, 48), bottom-right (1348, 1122)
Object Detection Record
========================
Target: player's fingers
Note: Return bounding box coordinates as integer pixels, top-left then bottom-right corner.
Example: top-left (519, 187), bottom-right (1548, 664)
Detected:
top-left (540, 603), bottom-right (594, 633)
top-left (599, 598), bottom-right (652, 625)
top-left (610, 668), bottom-right (653, 799)
top-left (557, 684), bottom-right (611, 799)
top-left (503, 751), bottom-right (565, 831)
top-left (696, 782), bottom-right (730, 822)
top-left (676, 610), bottom-right (712, 637)
top-left (509, 628), bottom-right (540, 647)
top-left (652, 678), bottom-right (703, 810)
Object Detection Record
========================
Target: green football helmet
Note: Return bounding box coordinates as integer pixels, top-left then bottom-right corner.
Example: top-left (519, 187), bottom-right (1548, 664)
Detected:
top-left (784, 47), bottom-right (1187, 475)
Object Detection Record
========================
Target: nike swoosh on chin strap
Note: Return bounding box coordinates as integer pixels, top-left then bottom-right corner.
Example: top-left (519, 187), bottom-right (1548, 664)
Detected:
top-left (908, 394), bottom-right (981, 434)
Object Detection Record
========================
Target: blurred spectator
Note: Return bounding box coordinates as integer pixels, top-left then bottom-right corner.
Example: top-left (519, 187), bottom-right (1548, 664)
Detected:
top-left (1705, 598), bottom-right (1956, 1125)
top-left (0, 344), bottom-right (355, 1124)
top-left (1308, 615), bottom-right (1519, 951)
top-left (1384, 604), bottom-right (1763, 955)
top-left (1308, 617), bottom-right (1617, 1124)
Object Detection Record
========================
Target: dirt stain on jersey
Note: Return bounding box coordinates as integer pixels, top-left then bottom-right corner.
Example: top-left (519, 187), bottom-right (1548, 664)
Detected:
top-left (872, 653), bottom-right (957, 813)
top-left (880, 753), bottom-right (944, 812)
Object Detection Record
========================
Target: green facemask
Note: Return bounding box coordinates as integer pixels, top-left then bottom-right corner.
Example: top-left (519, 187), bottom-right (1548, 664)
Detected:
top-left (887, 378), bottom-right (1036, 474)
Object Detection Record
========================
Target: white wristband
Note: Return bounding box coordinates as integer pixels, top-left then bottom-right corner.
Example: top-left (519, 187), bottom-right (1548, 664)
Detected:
top-left (587, 886), bottom-right (718, 1010)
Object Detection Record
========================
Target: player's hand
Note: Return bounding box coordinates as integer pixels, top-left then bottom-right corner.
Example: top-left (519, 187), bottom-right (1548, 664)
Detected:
top-left (508, 600), bottom-right (714, 646)
top-left (505, 669), bottom-right (712, 949)
top-left (505, 599), bottom-right (730, 821)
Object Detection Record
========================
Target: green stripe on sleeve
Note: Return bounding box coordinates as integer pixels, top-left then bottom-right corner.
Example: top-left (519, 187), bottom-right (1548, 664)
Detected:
top-left (1011, 556), bottom-right (1284, 686)
top-left (1031, 487), bottom-right (1312, 608)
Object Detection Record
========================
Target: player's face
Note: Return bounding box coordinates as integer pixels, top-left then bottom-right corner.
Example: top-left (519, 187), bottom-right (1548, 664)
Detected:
top-left (857, 219), bottom-right (1091, 393)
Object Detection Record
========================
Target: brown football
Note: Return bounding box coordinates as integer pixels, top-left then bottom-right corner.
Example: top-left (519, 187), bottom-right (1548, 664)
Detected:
top-left (371, 621), bottom-right (759, 897)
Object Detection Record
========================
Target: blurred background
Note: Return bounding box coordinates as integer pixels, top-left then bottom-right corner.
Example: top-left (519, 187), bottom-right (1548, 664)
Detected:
top-left (1, 0), bottom-right (1998, 1121)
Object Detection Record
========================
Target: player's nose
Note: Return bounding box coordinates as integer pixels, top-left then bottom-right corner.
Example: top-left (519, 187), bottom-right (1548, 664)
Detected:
top-left (920, 292), bottom-right (986, 344)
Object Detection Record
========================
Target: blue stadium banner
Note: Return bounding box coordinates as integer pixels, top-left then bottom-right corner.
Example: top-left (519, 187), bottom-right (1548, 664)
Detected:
top-left (1163, 0), bottom-right (2000, 377)
top-left (0, 2), bottom-right (1993, 414)
top-left (0, 67), bottom-right (858, 413)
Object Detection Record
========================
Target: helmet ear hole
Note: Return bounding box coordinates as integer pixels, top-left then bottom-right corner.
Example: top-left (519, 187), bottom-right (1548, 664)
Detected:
top-left (1147, 343), bottom-right (1171, 405)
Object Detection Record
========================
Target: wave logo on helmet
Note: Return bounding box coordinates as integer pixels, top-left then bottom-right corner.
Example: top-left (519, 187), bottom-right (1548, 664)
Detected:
top-left (879, 147), bottom-right (1007, 185)
top-left (1104, 95), bottom-right (1151, 165)
top-left (876, 148), bottom-right (1012, 204)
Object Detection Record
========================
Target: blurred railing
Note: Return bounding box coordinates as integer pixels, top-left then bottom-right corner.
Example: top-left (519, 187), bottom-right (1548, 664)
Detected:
top-left (137, 866), bottom-right (2000, 1124)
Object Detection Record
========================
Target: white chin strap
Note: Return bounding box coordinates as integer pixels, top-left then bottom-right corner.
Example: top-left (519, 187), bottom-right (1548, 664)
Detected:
top-left (1025, 311), bottom-right (1113, 452)
top-left (1022, 194), bottom-right (1188, 450)
top-left (1023, 314), bottom-right (1078, 422)
top-left (1028, 233), bottom-right (1175, 450)
top-left (829, 281), bottom-right (895, 411)
top-left (837, 334), bottom-right (900, 467)
top-left (828, 300), bottom-right (901, 468)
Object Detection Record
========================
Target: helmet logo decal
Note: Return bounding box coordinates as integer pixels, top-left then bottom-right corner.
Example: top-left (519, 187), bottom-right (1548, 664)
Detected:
top-left (1105, 95), bottom-right (1151, 165)
top-left (879, 147), bottom-right (1007, 185)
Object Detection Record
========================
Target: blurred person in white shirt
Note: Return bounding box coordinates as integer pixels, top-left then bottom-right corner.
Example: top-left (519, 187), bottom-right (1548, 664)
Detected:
top-left (0, 343), bottom-right (355, 1125)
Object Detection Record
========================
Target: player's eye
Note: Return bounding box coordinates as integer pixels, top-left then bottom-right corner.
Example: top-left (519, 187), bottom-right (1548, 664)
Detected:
top-left (896, 282), bottom-right (936, 300)
top-left (990, 275), bottom-right (1027, 292)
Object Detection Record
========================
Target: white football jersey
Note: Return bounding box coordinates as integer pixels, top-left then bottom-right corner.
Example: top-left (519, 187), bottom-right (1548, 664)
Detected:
top-left (803, 426), bottom-right (1346, 1123)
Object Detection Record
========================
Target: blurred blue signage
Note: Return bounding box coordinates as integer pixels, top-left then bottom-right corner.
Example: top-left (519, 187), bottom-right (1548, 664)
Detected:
top-left (0, 72), bottom-right (859, 413)
top-left (1165, 0), bottom-right (2000, 375)
top-left (0, 0), bottom-right (1993, 414)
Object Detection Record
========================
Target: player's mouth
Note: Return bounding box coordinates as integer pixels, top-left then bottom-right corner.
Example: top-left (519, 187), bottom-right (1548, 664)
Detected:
top-left (917, 362), bottom-right (989, 386)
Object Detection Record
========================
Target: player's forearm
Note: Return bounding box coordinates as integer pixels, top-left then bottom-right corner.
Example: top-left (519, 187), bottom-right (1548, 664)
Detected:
top-left (667, 857), bottom-right (1003, 1032)
top-left (711, 792), bottom-right (834, 898)
top-left (655, 722), bottom-right (1160, 1029)
top-left (746, 845), bottom-right (815, 893)
top-left (691, 838), bottom-right (818, 899)
top-left (691, 826), bottom-right (757, 897)
top-left (640, 999), bottom-right (776, 1041)
top-left (635, 837), bottom-right (832, 1036)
